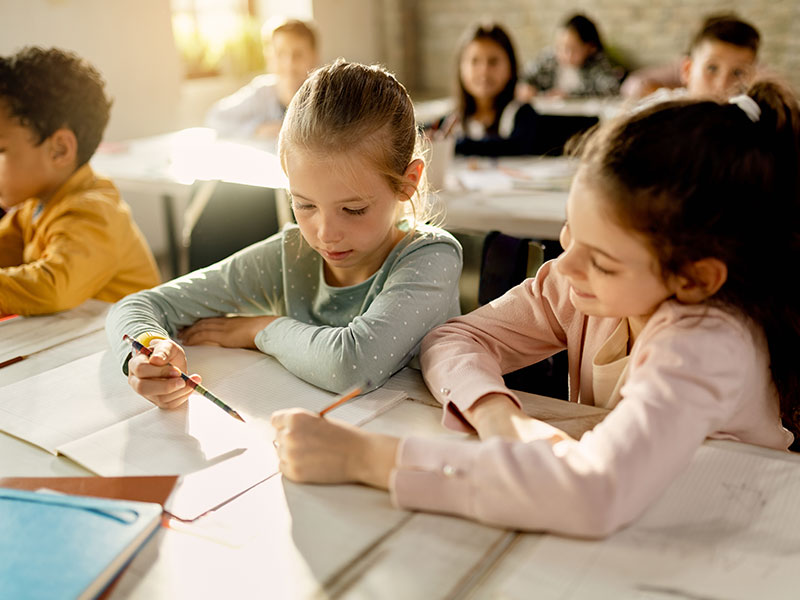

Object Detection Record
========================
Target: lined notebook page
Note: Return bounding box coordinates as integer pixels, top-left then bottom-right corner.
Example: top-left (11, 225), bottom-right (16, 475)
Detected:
top-left (0, 300), bottom-right (109, 364)
top-left (0, 351), bottom-right (152, 454)
top-left (474, 442), bottom-right (800, 600)
top-left (57, 351), bottom-right (405, 477)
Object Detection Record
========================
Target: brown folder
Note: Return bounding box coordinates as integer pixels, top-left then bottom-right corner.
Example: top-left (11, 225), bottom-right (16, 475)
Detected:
top-left (0, 475), bottom-right (178, 505)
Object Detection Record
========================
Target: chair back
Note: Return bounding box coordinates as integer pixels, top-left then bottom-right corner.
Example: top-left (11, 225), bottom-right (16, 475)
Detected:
top-left (183, 181), bottom-right (279, 272)
top-left (450, 229), bottom-right (546, 313)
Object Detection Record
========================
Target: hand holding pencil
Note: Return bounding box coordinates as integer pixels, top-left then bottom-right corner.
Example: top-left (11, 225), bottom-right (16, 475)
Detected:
top-left (123, 335), bottom-right (244, 421)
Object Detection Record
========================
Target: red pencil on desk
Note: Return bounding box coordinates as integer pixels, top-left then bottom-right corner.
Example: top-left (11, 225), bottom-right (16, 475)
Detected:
top-left (319, 381), bottom-right (372, 417)
top-left (0, 355), bottom-right (25, 370)
top-left (123, 334), bottom-right (246, 423)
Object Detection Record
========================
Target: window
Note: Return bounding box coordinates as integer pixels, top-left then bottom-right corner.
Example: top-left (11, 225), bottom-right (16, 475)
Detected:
top-left (171, 0), bottom-right (265, 78)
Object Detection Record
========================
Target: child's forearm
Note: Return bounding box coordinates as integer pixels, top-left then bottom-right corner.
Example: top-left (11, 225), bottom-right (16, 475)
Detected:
top-left (465, 393), bottom-right (526, 440)
top-left (354, 431), bottom-right (400, 490)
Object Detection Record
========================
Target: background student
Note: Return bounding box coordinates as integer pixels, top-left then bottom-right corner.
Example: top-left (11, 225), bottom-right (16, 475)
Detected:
top-left (205, 18), bottom-right (319, 139)
top-left (0, 47), bottom-right (160, 317)
top-left (622, 13), bottom-right (760, 100)
top-left (442, 22), bottom-right (543, 157)
top-left (271, 80), bottom-right (800, 537)
top-left (518, 13), bottom-right (625, 100)
top-left (107, 60), bottom-right (462, 405)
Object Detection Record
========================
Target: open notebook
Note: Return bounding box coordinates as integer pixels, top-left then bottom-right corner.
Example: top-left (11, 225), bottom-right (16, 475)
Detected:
top-left (476, 441), bottom-right (800, 600)
top-left (0, 488), bottom-right (162, 600)
top-left (0, 346), bottom-right (406, 518)
top-left (0, 299), bottom-right (109, 364)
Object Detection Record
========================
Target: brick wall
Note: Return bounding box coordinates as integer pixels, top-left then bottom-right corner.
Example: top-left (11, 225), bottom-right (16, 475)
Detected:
top-left (380, 0), bottom-right (800, 97)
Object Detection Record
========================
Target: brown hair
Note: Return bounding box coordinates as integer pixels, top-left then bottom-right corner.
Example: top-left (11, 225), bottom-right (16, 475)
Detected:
top-left (262, 18), bottom-right (317, 50)
top-left (278, 59), bottom-right (435, 226)
top-left (689, 13), bottom-right (760, 55)
top-left (576, 80), bottom-right (800, 440)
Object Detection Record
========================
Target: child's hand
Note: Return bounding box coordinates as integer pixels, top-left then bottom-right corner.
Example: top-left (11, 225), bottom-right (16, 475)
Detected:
top-left (179, 315), bottom-right (279, 349)
top-left (127, 339), bottom-right (200, 409)
top-left (515, 82), bottom-right (537, 102)
top-left (271, 408), bottom-right (399, 489)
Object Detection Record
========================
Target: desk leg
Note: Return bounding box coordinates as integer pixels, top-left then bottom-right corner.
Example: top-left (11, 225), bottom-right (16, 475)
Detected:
top-left (161, 193), bottom-right (180, 279)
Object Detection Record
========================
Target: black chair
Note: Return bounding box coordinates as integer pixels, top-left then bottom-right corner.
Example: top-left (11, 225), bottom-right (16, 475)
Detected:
top-left (535, 114), bottom-right (600, 156)
top-left (450, 228), bottom-right (568, 400)
top-left (450, 229), bottom-right (545, 314)
top-left (182, 180), bottom-right (280, 272)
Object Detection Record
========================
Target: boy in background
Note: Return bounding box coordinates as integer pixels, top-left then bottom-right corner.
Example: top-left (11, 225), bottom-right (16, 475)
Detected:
top-left (0, 47), bottom-right (160, 316)
top-left (622, 14), bottom-right (760, 100)
top-left (205, 18), bottom-right (318, 139)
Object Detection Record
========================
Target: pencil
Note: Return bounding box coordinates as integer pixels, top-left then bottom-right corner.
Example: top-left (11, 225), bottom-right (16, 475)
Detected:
top-left (0, 355), bottom-right (25, 370)
top-left (318, 381), bottom-right (372, 417)
top-left (123, 334), bottom-right (246, 423)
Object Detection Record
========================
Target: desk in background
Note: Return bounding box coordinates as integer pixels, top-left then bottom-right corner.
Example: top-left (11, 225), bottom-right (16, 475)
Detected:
top-left (437, 155), bottom-right (573, 240)
top-left (92, 128), bottom-right (289, 278)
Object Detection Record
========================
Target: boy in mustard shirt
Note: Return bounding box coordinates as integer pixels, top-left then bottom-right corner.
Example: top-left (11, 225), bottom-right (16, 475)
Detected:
top-left (0, 47), bottom-right (160, 316)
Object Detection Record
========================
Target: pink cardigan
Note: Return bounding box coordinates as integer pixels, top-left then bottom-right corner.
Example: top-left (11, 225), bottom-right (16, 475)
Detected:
top-left (391, 260), bottom-right (792, 537)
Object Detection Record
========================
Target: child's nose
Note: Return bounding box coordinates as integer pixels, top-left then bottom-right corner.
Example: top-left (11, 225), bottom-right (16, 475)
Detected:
top-left (317, 215), bottom-right (343, 243)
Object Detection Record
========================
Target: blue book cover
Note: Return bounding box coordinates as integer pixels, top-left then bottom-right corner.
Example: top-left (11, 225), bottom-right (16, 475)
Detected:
top-left (0, 487), bottom-right (162, 600)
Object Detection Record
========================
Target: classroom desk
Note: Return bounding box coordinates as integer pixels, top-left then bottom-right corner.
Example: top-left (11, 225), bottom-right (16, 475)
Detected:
top-left (3, 307), bottom-right (799, 599)
top-left (91, 129), bottom-right (288, 278)
top-left (0, 305), bottom-right (606, 599)
top-left (438, 156), bottom-right (572, 240)
top-left (530, 96), bottom-right (624, 121)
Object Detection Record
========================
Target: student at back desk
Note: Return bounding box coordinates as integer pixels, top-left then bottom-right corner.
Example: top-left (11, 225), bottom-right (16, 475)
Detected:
top-left (0, 47), bottom-right (160, 316)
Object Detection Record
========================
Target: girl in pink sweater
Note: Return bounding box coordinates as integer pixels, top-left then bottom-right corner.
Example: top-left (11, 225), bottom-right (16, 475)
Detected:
top-left (271, 80), bottom-right (800, 537)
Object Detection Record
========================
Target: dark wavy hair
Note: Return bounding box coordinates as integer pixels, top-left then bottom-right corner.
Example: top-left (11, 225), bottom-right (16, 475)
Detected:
top-left (0, 47), bottom-right (112, 166)
top-left (576, 80), bottom-right (800, 441)
top-left (455, 22), bottom-right (518, 135)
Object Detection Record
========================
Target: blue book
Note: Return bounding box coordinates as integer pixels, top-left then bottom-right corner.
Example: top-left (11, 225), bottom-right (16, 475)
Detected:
top-left (0, 487), bottom-right (162, 600)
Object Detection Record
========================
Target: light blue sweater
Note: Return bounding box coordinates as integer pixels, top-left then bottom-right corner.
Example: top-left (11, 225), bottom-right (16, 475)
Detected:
top-left (107, 224), bottom-right (462, 393)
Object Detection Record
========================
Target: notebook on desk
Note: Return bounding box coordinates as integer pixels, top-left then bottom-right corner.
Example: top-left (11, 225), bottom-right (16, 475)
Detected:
top-left (0, 346), bottom-right (406, 519)
top-left (0, 487), bottom-right (162, 600)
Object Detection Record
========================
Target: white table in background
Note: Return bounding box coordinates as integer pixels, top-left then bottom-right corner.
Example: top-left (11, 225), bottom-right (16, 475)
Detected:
top-left (91, 128), bottom-right (288, 278)
top-left (438, 155), bottom-right (573, 240)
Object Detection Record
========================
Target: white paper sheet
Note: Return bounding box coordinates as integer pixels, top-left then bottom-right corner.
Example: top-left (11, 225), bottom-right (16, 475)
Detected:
top-left (57, 351), bottom-right (406, 477)
top-left (0, 300), bottom-right (109, 364)
top-left (480, 443), bottom-right (800, 600)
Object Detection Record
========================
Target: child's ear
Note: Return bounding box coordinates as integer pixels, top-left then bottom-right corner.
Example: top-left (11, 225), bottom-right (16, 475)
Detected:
top-left (679, 56), bottom-right (692, 87)
top-left (673, 258), bottom-right (728, 304)
top-left (400, 158), bottom-right (424, 201)
top-left (47, 128), bottom-right (78, 169)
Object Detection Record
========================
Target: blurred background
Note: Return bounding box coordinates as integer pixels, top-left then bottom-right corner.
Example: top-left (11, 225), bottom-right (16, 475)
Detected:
top-left (2, 0), bottom-right (798, 143)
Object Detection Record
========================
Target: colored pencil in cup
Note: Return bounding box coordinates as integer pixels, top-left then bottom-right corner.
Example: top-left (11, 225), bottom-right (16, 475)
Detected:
top-left (318, 381), bottom-right (372, 417)
top-left (123, 334), bottom-right (246, 423)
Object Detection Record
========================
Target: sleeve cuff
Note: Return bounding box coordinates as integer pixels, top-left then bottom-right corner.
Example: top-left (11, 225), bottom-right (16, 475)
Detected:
top-left (389, 436), bottom-right (483, 515)
top-left (440, 387), bottom-right (522, 433)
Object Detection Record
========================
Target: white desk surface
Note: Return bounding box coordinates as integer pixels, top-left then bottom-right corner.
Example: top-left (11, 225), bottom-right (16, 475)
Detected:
top-left (3, 305), bottom-right (798, 599)
top-left (0, 303), bottom-right (603, 599)
top-left (438, 156), bottom-right (571, 240)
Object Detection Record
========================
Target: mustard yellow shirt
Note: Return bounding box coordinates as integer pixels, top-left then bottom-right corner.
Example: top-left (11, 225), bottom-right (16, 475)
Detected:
top-left (0, 164), bottom-right (160, 315)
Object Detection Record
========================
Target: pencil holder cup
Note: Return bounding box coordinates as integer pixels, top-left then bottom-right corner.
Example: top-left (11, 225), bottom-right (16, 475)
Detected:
top-left (426, 136), bottom-right (456, 192)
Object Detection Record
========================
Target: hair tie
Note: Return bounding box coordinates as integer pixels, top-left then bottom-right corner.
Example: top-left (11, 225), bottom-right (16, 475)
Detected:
top-left (728, 94), bottom-right (761, 122)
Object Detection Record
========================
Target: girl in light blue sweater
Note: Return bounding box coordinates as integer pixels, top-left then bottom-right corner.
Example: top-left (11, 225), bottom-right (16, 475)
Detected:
top-left (107, 60), bottom-right (462, 406)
